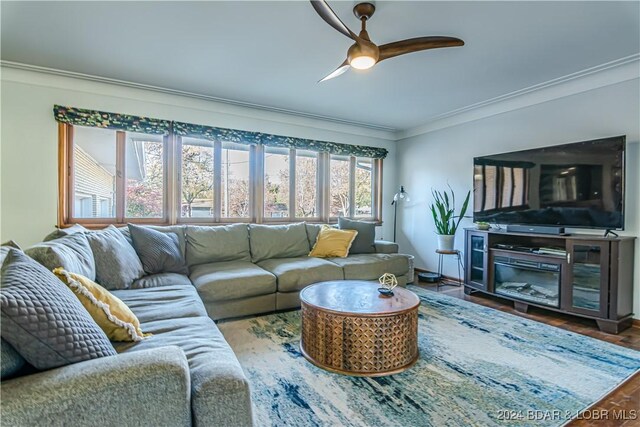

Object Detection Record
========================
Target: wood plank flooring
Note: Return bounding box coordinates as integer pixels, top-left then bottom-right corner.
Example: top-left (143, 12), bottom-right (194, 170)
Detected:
top-left (413, 281), bottom-right (640, 427)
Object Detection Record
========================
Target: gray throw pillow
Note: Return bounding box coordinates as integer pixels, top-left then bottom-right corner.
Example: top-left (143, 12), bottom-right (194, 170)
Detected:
top-left (1, 251), bottom-right (116, 370)
top-left (0, 338), bottom-right (26, 380)
top-left (338, 217), bottom-right (376, 254)
top-left (128, 224), bottom-right (188, 275)
top-left (87, 225), bottom-right (144, 290)
top-left (25, 232), bottom-right (96, 281)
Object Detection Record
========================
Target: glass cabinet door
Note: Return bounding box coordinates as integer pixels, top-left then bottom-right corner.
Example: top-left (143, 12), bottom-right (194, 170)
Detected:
top-left (465, 231), bottom-right (487, 291)
top-left (564, 240), bottom-right (609, 317)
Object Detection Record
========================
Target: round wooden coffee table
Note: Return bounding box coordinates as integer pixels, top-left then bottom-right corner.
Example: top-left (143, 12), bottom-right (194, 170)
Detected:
top-left (300, 280), bottom-right (420, 377)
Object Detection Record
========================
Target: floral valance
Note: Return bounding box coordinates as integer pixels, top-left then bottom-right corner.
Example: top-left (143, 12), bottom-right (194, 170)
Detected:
top-left (54, 105), bottom-right (171, 135)
top-left (54, 106), bottom-right (388, 159)
top-left (174, 121), bottom-right (388, 159)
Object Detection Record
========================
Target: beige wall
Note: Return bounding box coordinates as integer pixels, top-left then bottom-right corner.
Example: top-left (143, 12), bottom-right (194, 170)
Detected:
top-left (0, 67), bottom-right (398, 246)
top-left (396, 79), bottom-right (640, 318)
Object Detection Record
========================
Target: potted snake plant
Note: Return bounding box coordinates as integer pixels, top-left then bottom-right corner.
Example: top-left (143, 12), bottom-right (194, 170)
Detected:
top-left (429, 187), bottom-right (471, 251)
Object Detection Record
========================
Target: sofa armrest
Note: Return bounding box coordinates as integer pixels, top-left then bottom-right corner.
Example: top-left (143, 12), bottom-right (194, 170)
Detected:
top-left (374, 240), bottom-right (399, 254)
top-left (191, 355), bottom-right (254, 427)
top-left (1, 346), bottom-right (191, 427)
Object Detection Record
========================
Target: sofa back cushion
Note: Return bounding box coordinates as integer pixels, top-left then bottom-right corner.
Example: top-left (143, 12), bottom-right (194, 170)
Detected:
top-left (249, 223), bottom-right (310, 263)
top-left (25, 232), bottom-right (96, 281)
top-left (186, 224), bottom-right (250, 267)
top-left (87, 225), bottom-right (145, 290)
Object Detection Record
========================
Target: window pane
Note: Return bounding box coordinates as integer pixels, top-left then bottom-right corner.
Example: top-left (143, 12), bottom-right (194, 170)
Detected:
top-left (330, 155), bottom-right (350, 217)
top-left (264, 147), bottom-right (290, 218)
top-left (125, 133), bottom-right (164, 218)
top-left (73, 126), bottom-right (116, 218)
top-left (296, 150), bottom-right (317, 218)
top-left (222, 142), bottom-right (250, 218)
top-left (355, 158), bottom-right (373, 217)
top-left (181, 137), bottom-right (214, 218)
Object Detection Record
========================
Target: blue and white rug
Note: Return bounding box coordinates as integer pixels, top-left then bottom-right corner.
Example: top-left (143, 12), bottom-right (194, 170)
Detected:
top-left (218, 286), bottom-right (640, 427)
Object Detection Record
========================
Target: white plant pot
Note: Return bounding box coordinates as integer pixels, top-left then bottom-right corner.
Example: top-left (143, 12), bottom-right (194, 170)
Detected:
top-left (437, 234), bottom-right (455, 252)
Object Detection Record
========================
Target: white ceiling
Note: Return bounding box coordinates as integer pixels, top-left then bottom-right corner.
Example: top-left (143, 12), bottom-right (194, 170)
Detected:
top-left (1, 1), bottom-right (638, 131)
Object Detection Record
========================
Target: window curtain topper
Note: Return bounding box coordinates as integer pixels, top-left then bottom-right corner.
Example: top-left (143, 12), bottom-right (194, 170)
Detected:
top-left (174, 121), bottom-right (388, 159)
top-left (54, 106), bottom-right (388, 159)
top-left (54, 105), bottom-right (171, 135)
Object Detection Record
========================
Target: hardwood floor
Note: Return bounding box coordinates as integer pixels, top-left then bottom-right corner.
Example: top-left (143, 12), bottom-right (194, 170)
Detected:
top-left (413, 281), bottom-right (640, 427)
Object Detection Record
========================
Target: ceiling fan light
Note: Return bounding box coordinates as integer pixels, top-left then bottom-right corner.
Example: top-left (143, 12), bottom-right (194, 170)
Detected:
top-left (349, 55), bottom-right (376, 70)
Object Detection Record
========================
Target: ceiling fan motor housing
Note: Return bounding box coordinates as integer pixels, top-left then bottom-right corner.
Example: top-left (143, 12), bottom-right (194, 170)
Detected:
top-left (353, 2), bottom-right (376, 21)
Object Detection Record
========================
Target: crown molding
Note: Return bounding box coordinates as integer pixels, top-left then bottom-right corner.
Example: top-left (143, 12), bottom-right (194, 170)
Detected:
top-left (0, 60), bottom-right (397, 139)
top-left (397, 53), bottom-right (640, 140)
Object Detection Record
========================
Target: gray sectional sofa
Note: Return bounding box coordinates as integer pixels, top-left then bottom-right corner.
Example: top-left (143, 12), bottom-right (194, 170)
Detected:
top-left (1, 222), bottom-right (411, 426)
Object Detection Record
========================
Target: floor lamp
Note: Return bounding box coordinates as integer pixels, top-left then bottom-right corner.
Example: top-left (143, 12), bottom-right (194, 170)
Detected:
top-left (391, 186), bottom-right (409, 242)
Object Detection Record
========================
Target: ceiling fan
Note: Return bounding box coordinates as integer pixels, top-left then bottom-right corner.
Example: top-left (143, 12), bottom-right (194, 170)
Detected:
top-left (310, 1), bottom-right (464, 82)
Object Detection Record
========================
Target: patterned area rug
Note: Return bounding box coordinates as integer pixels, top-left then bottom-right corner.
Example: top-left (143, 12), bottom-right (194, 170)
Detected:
top-left (218, 286), bottom-right (640, 427)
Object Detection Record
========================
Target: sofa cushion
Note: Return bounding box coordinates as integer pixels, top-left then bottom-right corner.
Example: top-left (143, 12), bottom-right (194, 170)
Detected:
top-left (132, 273), bottom-right (192, 289)
top-left (190, 261), bottom-right (276, 302)
top-left (1, 338), bottom-right (26, 380)
top-left (87, 225), bottom-right (145, 290)
top-left (1, 251), bottom-right (116, 370)
top-left (186, 224), bottom-right (250, 267)
top-left (119, 225), bottom-right (187, 260)
top-left (328, 253), bottom-right (410, 280)
top-left (128, 224), bottom-right (188, 275)
top-left (338, 217), bottom-right (376, 254)
top-left (53, 268), bottom-right (147, 342)
top-left (257, 257), bottom-right (343, 293)
top-left (248, 223), bottom-right (309, 262)
top-left (114, 315), bottom-right (252, 427)
top-left (112, 284), bottom-right (208, 323)
top-left (25, 232), bottom-right (96, 281)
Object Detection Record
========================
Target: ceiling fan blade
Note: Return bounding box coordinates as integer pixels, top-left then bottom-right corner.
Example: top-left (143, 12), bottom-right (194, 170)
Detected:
top-left (310, 0), bottom-right (357, 40)
top-left (378, 36), bottom-right (464, 62)
top-left (319, 60), bottom-right (350, 82)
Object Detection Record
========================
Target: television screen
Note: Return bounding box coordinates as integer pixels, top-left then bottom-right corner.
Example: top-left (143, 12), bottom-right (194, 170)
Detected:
top-left (473, 136), bottom-right (625, 229)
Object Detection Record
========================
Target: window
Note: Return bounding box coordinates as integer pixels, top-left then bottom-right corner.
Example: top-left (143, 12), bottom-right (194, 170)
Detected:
top-left (295, 150), bottom-right (318, 218)
top-left (72, 127), bottom-right (116, 219)
top-left (355, 158), bottom-right (373, 217)
top-left (264, 147), bottom-right (290, 219)
top-left (181, 137), bottom-right (214, 218)
top-left (330, 155), bottom-right (351, 218)
top-left (221, 142), bottom-right (250, 219)
top-left (125, 133), bottom-right (164, 218)
top-left (59, 122), bottom-right (383, 227)
top-left (66, 126), bottom-right (166, 223)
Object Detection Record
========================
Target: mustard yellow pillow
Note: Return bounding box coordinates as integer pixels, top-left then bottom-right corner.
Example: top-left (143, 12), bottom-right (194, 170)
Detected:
top-left (309, 225), bottom-right (358, 258)
top-left (53, 268), bottom-right (148, 342)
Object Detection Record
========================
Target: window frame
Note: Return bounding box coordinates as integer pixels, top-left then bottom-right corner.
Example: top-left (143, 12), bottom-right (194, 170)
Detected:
top-left (58, 122), bottom-right (383, 228)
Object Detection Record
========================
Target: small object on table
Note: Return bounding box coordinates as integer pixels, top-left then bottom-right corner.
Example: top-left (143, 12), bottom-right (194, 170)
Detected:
top-left (378, 273), bottom-right (398, 297)
top-left (435, 249), bottom-right (464, 288)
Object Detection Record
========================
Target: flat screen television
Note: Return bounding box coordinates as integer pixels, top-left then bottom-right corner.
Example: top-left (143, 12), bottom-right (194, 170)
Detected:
top-left (473, 136), bottom-right (625, 230)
